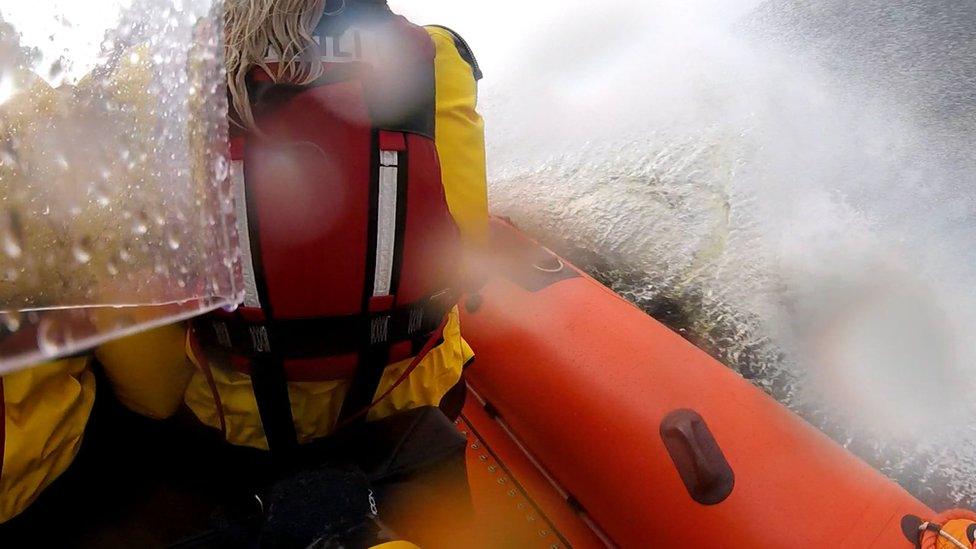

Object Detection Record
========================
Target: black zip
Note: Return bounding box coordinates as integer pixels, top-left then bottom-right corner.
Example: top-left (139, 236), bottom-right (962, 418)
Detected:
top-left (427, 25), bottom-right (483, 80)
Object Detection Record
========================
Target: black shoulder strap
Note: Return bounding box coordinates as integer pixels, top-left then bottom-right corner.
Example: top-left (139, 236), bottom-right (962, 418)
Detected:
top-left (250, 353), bottom-right (299, 460)
top-left (241, 137), bottom-right (299, 460)
top-left (340, 130), bottom-right (400, 425)
top-left (426, 25), bottom-right (484, 80)
top-left (338, 341), bottom-right (392, 424)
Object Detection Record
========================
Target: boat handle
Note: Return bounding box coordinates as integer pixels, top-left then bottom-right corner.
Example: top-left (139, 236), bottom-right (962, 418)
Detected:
top-left (660, 409), bottom-right (735, 505)
top-left (533, 256), bottom-right (564, 273)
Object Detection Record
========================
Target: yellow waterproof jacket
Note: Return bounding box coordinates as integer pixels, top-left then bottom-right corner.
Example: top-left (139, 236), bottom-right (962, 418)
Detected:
top-left (0, 47), bottom-right (192, 523)
top-left (0, 326), bottom-right (192, 524)
top-left (0, 53), bottom-right (137, 523)
top-left (111, 26), bottom-right (489, 450)
top-left (0, 24), bottom-right (487, 524)
top-left (0, 358), bottom-right (95, 523)
top-left (427, 25), bottom-right (490, 249)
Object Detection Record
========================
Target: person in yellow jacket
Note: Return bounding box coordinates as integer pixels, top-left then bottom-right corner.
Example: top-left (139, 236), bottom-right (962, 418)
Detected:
top-left (0, 0), bottom-right (487, 528)
top-left (166, 0), bottom-right (487, 453)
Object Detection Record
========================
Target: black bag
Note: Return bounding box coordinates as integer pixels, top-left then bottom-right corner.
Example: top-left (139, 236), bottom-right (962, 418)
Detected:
top-left (178, 406), bottom-right (470, 549)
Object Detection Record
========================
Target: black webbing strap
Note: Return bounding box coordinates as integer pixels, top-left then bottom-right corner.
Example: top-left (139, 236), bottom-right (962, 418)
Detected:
top-left (338, 338), bottom-right (392, 425)
top-left (201, 299), bottom-right (446, 360)
top-left (338, 125), bottom-right (412, 426)
top-left (240, 128), bottom-right (299, 462)
top-left (250, 352), bottom-right (299, 462)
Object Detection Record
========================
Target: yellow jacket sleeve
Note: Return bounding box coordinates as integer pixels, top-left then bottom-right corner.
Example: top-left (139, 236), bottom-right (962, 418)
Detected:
top-left (95, 323), bottom-right (194, 420)
top-left (1, 357), bottom-right (95, 523)
top-left (426, 26), bottom-right (490, 249)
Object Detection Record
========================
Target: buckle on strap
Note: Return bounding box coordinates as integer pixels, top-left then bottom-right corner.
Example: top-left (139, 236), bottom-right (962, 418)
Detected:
top-left (250, 325), bottom-right (272, 353)
top-left (370, 315), bottom-right (390, 345)
top-left (196, 292), bottom-right (456, 359)
top-left (213, 321), bottom-right (233, 348)
top-left (407, 307), bottom-right (424, 334)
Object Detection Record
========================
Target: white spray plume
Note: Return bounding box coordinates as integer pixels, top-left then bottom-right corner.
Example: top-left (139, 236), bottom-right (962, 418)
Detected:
top-left (401, 0), bottom-right (976, 508)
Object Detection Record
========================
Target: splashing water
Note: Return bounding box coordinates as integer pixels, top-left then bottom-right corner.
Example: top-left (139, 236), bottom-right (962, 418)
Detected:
top-left (465, 0), bottom-right (976, 509)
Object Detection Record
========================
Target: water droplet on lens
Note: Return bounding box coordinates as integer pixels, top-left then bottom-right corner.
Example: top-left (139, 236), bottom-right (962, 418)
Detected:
top-left (214, 155), bottom-right (229, 182)
top-left (72, 236), bottom-right (93, 264)
top-left (0, 142), bottom-right (19, 169)
top-left (48, 59), bottom-right (64, 79)
top-left (90, 179), bottom-right (111, 206)
top-left (1, 311), bottom-right (22, 332)
top-left (107, 260), bottom-right (119, 276)
top-left (167, 234), bottom-right (181, 250)
top-left (112, 314), bottom-right (136, 331)
top-left (37, 317), bottom-right (70, 357)
top-left (1, 208), bottom-right (24, 259)
top-left (132, 210), bottom-right (149, 235)
top-left (0, 73), bottom-right (16, 106)
top-left (118, 246), bottom-right (133, 263)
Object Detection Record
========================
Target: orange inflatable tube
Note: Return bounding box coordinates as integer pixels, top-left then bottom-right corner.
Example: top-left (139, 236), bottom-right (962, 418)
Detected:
top-left (459, 219), bottom-right (933, 548)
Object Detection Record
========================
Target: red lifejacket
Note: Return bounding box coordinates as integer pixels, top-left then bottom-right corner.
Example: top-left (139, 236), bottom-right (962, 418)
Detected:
top-left (191, 5), bottom-right (461, 446)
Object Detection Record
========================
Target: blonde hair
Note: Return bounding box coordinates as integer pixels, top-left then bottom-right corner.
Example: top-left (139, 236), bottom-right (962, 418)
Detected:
top-left (224, 0), bottom-right (328, 129)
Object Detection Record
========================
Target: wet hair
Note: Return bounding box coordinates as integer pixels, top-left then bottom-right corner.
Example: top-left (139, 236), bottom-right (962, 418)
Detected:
top-left (224, 0), bottom-right (326, 128)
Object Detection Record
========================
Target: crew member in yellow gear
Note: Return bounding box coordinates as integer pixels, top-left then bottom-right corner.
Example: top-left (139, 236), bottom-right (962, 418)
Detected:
top-left (103, 0), bottom-right (489, 454)
top-left (1, 0), bottom-right (488, 544)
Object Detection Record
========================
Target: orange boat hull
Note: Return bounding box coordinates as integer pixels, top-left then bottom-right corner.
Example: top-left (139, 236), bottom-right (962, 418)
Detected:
top-left (458, 220), bottom-right (931, 548)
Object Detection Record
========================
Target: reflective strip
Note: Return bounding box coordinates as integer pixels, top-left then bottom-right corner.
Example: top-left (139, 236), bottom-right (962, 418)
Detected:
top-left (232, 160), bottom-right (262, 309)
top-left (380, 150), bottom-right (398, 166)
top-left (373, 151), bottom-right (398, 297)
top-left (264, 29), bottom-right (373, 63)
